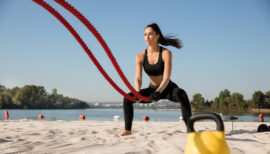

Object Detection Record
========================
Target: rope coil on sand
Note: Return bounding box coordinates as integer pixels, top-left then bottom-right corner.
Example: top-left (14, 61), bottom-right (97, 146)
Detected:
top-left (32, 0), bottom-right (150, 102)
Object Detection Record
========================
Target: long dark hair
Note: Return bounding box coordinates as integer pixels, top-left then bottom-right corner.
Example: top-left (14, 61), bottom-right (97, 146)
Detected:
top-left (146, 23), bottom-right (182, 49)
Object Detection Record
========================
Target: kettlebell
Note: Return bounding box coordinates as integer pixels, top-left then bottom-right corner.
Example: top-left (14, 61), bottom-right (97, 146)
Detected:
top-left (185, 112), bottom-right (230, 154)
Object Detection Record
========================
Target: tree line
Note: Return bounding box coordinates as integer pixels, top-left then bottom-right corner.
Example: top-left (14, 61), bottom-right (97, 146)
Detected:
top-left (1, 84), bottom-right (269, 112)
top-left (191, 89), bottom-right (270, 113)
top-left (0, 84), bottom-right (89, 109)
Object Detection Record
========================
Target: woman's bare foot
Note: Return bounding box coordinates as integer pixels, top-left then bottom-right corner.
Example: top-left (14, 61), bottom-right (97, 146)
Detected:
top-left (121, 130), bottom-right (132, 136)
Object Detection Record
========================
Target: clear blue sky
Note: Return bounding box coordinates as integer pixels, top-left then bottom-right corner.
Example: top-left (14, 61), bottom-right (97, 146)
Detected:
top-left (0, 0), bottom-right (270, 102)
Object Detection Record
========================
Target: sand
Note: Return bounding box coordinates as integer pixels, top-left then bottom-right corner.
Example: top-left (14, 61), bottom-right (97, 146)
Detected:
top-left (0, 119), bottom-right (270, 154)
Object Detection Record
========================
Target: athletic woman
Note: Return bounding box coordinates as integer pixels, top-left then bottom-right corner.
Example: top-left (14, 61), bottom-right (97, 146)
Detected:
top-left (121, 23), bottom-right (192, 136)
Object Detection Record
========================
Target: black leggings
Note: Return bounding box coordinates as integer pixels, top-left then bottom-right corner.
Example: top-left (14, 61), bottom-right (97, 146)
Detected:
top-left (123, 80), bottom-right (192, 130)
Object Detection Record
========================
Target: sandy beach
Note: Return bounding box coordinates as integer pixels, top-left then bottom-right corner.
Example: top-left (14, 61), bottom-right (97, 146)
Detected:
top-left (0, 120), bottom-right (270, 154)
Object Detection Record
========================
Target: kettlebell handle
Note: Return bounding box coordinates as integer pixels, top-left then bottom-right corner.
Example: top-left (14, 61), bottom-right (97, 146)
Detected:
top-left (187, 112), bottom-right (224, 132)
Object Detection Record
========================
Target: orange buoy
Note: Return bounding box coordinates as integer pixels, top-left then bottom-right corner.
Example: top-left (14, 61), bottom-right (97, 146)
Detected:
top-left (259, 113), bottom-right (264, 122)
top-left (38, 114), bottom-right (44, 119)
top-left (143, 116), bottom-right (149, 122)
top-left (5, 110), bottom-right (9, 120)
top-left (80, 115), bottom-right (85, 120)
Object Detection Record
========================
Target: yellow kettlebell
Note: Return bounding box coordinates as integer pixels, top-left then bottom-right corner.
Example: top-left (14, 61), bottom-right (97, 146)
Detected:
top-left (185, 112), bottom-right (230, 154)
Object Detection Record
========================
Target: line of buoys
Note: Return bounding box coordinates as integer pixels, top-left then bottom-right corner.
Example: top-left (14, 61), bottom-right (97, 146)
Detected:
top-left (5, 110), bottom-right (9, 120)
top-left (143, 116), bottom-right (149, 122)
top-left (4, 113), bottom-right (151, 121)
top-left (38, 114), bottom-right (44, 119)
top-left (259, 113), bottom-right (264, 122)
top-left (79, 115), bottom-right (85, 120)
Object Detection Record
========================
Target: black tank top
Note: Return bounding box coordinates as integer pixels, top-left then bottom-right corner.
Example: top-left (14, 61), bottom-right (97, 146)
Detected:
top-left (143, 47), bottom-right (164, 76)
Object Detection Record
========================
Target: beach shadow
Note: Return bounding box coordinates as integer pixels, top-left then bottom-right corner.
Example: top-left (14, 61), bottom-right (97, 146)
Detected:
top-left (172, 130), bottom-right (183, 133)
top-left (226, 130), bottom-right (257, 136)
top-left (0, 139), bottom-right (10, 143)
top-left (226, 137), bottom-right (257, 142)
top-left (158, 130), bottom-right (166, 133)
top-left (125, 148), bottom-right (151, 154)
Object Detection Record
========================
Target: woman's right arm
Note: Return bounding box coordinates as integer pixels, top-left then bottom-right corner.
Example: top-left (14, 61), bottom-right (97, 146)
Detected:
top-left (135, 52), bottom-right (143, 92)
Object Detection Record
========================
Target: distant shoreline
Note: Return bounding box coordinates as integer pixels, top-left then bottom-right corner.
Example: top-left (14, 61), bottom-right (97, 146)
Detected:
top-left (250, 108), bottom-right (270, 114)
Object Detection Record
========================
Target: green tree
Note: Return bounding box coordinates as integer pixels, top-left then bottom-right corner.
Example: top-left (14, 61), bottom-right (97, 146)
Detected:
top-left (52, 88), bottom-right (57, 95)
top-left (0, 84), bottom-right (6, 92)
top-left (246, 99), bottom-right (253, 108)
top-left (0, 84), bottom-right (89, 109)
top-left (0, 90), bottom-right (20, 109)
top-left (230, 92), bottom-right (247, 110)
top-left (252, 91), bottom-right (265, 109)
top-left (13, 85), bottom-right (47, 109)
top-left (212, 97), bottom-right (220, 110)
top-left (0, 93), bottom-right (11, 108)
top-left (264, 90), bottom-right (270, 108)
top-left (191, 93), bottom-right (205, 109)
top-left (0, 87), bottom-right (20, 108)
top-left (218, 89), bottom-right (231, 109)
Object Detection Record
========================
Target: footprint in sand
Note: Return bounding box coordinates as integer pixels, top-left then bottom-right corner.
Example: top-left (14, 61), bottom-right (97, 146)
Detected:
top-left (45, 130), bottom-right (58, 138)
top-left (0, 139), bottom-right (10, 143)
top-left (28, 133), bottom-right (41, 136)
top-left (230, 147), bottom-right (245, 154)
top-left (4, 145), bottom-right (33, 154)
top-left (162, 136), bottom-right (168, 140)
top-left (80, 137), bottom-right (87, 140)
top-left (158, 131), bottom-right (166, 133)
top-left (68, 132), bottom-right (74, 135)
top-left (32, 141), bottom-right (43, 146)
top-left (166, 133), bottom-right (173, 136)
top-left (78, 129), bottom-right (88, 135)
top-left (69, 137), bottom-right (88, 143)
top-left (112, 127), bottom-right (119, 131)
top-left (48, 130), bottom-right (57, 134)
top-left (171, 130), bottom-right (183, 134)
top-left (5, 136), bottom-right (12, 139)
top-left (22, 141), bottom-right (32, 145)
top-left (17, 138), bottom-right (25, 142)
top-left (125, 149), bottom-right (152, 154)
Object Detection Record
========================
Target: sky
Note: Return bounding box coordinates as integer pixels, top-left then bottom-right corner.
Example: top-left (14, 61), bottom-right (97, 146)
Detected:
top-left (0, 0), bottom-right (270, 102)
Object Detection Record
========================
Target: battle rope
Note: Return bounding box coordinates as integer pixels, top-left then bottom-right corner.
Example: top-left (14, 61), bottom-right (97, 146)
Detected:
top-left (32, 0), bottom-right (147, 101)
top-left (54, 0), bottom-right (149, 102)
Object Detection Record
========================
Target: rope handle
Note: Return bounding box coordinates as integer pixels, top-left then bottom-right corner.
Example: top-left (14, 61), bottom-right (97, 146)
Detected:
top-left (32, 0), bottom-right (146, 102)
top-left (54, 0), bottom-right (150, 102)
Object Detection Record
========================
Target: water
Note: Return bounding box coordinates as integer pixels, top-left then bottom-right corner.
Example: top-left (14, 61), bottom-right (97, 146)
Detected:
top-left (0, 109), bottom-right (270, 122)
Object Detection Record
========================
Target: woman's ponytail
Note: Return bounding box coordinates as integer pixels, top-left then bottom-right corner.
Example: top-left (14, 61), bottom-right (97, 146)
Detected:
top-left (146, 23), bottom-right (182, 49)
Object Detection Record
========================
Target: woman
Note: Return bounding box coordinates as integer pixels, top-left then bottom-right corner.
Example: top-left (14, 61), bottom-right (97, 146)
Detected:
top-left (121, 23), bottom-right (191, 136)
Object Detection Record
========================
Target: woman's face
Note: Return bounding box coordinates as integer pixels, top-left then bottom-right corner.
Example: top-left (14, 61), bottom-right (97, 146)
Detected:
top-left (144, 27), bottom-right (159, 46)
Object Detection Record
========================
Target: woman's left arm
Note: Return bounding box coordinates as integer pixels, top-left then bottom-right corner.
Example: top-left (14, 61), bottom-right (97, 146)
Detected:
top-left (156, 49), bottom-right (172, 93)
